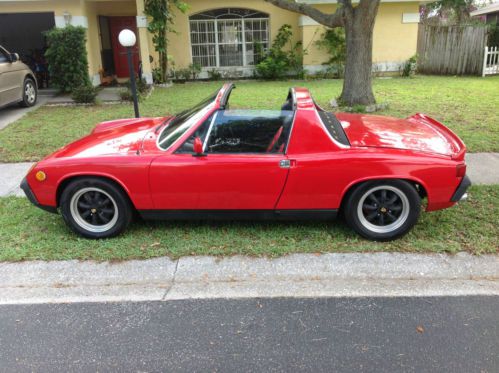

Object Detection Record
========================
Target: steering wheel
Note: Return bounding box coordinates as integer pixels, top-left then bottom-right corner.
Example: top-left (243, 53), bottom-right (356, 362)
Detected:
top-left (266, 126), bottom-right (284, 153)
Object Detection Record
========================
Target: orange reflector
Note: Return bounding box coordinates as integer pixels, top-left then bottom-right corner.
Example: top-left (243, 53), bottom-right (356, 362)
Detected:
top-left (35, 171), bottom-right (46, 181)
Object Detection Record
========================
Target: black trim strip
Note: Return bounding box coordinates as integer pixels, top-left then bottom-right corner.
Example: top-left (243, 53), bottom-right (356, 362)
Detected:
top-left (139, 209), bottom-right (337, 221)
top-left (219, 83), bottom-right (235, 109)
top-left (20, 177), bottom-right (58, 214)
top-left (450, 175), bottom-right (471, 202)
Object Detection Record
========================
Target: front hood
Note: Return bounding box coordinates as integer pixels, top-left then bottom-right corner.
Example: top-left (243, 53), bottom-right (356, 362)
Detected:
top-left (336, 113), bottom-right (457, 157)
top-left (47, 117), bottom-right (166, 159)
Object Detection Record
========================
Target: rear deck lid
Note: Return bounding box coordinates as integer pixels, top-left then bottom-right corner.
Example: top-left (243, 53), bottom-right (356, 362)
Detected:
top-left (336, 112), bottom-right (465, 158)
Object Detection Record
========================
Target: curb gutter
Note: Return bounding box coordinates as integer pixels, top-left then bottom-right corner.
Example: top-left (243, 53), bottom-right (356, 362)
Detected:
top-left (0, 252), bottom-right (498, 304)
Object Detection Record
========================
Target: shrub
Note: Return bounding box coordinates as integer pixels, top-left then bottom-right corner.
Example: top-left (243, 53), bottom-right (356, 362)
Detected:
top-left (152, 67), bottom-right (166, 84)
top-left (176, 67), bottom-right (192, 81)
top-left (188, 63), bottom-right (202, 79)
top-left (255, 56), bottom-right (289, 80)
top-left (315, 28), bottom-right (346, 78)
top-left (489, 24), bottom-right (499, 48)
top-left (44, 26), bottom-right (90, 92)
top-left (256, 24), bottom-right (304, 80)
top-left (401, 55), bottom-right (418, 77)
top-left (71, 84), bottom-right (98, 104)
top-left (119, 89), bottom-right (133, 102)
top-left (121, 77), bottom-right (150, 101)
top-left (136, 77), bottom-right (151, 95)
top-left (207, 69), bottom-right (222, 81)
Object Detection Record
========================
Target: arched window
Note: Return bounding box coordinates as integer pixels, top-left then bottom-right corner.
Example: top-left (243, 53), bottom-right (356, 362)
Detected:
top-left (189, 8), bottom-right (269, 68)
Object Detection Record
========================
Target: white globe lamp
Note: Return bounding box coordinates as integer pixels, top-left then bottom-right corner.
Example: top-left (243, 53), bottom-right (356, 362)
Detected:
top-left (118, 29), bottom-right (136, 47)
top-left (118, 29), bottom-right (140, 117)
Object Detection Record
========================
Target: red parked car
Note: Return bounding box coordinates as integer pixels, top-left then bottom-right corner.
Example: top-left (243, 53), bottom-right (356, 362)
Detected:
top-left (21, 83), bottom-right (470, 240)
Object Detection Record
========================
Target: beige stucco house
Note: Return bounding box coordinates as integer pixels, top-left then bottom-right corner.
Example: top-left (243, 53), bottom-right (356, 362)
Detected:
top-left (0, 0), bottom-right (425, 85)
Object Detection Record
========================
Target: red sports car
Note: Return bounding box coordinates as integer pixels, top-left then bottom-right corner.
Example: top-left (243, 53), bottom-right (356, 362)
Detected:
top-left (21, 83), bottom-right (470, 240)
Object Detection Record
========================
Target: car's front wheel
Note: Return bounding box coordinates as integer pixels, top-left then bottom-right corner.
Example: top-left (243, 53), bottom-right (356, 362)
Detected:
top-left (19, 78), bottom-right (37, 107)
top-left (60, 178), bottom-right (133, 239)
top-left (343, 180), bottom-right (421, 241)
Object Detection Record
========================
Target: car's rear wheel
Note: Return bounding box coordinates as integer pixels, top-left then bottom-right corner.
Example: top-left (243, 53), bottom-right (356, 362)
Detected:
top-left (60, 178), bottom-right (132, 239)
top-left (19, 78), bottom-right (37, 107)
top-left (343, 180), bottom-right (421, 241)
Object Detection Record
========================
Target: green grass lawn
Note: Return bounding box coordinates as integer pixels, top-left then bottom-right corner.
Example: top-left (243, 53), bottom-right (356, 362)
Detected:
top-left (0, 75), bottom-right (498, 162)
top-left (0, 185), bottom-right (497, 261)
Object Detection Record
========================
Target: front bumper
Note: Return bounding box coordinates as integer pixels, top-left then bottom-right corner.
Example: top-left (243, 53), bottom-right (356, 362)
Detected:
top-left (450, 175), bottom-right (471, 202)
top-left (20, 177), bottom-right (58, 214)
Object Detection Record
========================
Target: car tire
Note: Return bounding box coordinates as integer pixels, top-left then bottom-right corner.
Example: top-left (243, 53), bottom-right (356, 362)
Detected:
top-left (343, 180), bottom-right (421, 241)
top-left (19, 78), bottom-right (37, 107)
top-left (60, 178), bottom-right (133, 239)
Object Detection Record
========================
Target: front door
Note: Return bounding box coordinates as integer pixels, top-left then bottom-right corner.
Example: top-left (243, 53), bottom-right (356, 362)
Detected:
top-left (108, 16), bottom-right (139, 78)
top-left (150, 154), bottom-right (289, 210)
top-left (149, 109), bottom-right (293, 210)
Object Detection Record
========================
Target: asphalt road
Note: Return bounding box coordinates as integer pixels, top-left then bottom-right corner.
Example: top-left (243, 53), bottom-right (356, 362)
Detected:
top-left (0, 296), bottom-right (498, 372)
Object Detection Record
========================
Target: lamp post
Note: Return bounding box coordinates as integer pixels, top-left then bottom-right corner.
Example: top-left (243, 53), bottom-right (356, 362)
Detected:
top-left (118, 29), bottom-right (140, 118)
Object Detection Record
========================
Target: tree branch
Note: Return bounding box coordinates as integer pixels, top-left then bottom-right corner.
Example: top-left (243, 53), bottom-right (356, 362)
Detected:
top-left (357, 0), bottom-right (380, 14)
top-left (264, 0), bottom-right (345, 28)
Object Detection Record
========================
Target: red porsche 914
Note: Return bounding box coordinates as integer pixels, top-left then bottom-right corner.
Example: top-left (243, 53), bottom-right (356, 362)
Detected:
top-left (21, 83), bottom-right (470, 240)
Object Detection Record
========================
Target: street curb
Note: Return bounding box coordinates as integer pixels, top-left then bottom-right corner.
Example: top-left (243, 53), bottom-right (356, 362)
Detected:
top-left (1, 253), bottom-right (497, 304)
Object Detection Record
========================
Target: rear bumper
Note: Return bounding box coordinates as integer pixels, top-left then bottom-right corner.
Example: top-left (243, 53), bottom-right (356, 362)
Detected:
top-left (20, 177), bottom-right (58, 214)
top-left (450, 175), bottom-right (471, 202)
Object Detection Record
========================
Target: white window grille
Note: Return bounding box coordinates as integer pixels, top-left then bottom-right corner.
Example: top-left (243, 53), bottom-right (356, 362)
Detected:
top-left (189, 8), bottom-right (269, 68)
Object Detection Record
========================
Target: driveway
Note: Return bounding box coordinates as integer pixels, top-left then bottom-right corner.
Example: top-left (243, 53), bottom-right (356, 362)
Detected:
top-left (0, 89), bottom-right (54, 131)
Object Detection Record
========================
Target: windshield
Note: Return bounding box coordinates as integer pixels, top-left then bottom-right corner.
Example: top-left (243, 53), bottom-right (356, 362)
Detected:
top-left (157, 90), bottom-right (219, 150)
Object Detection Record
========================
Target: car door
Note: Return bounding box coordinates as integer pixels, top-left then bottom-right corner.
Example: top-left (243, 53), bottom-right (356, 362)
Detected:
top-left (0, 48), bottom-right (23, 106)
top-left (149, 110), bottom-right (293, 210)
top-left (0, 49), bottom-right (11, 107)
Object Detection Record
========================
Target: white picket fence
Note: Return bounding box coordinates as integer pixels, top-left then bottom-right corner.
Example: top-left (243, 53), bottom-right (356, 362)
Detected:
top-left (482, 46), bottom-right (499, 76)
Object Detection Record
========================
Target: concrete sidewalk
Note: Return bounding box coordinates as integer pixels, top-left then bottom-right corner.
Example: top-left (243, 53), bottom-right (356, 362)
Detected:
top-left (0, 162), bottom-right (33, 197)
top-left (0, 252), bottom-right (498, 304)
top-left (0, 153), bottom-right (498, 197)
top-left (46, 87), bottom-right (122, 105)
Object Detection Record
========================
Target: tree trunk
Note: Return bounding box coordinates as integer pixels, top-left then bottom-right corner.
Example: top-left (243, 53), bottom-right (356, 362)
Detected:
top-left (263, 0), bottom-right (380, 106)
top-left (159, 27), bottom-right (168, 82)
top-left (161, 48), bottom-right (167, 82)
top-left (162, 0), bottom-right (168, 81)
top-left (339, 5), bottom-right (377, 106)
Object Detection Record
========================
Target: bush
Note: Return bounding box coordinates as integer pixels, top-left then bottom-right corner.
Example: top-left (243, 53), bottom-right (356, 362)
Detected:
top-left (489, 24), bottom-right (499, 48)
top-left (256, 24), bottom-right (304, 80)
top-left (71, 84), bottom-right (98, 104)
top-left (401, 55), bottom-right (417, 77)
top-left (44, 26), bottom-right (90, 93)
top-left (135, 77), bottom-right (150, 95)
top-left (207, 69), bottom-right (222, 81)
top-left (176, 67), bottom-right (192, 81)
top-left (119, 89), bottom-right (133, 102)
top-left (315, 28), bottom-right (346, 78)
top-left (255, 56), bottom-right (289, 80)
top-left (188, 63), bottom-right (202, 79)
top-left (121, 77), bottom-right (150, 101)
top-left (152, 67), bottom-right (166, 84)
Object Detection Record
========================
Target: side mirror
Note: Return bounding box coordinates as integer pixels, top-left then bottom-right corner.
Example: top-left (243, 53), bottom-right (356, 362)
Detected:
top-left (10, 53), bottom-right (19, 63)
top-left (193, 137), bottom-right (206, 157)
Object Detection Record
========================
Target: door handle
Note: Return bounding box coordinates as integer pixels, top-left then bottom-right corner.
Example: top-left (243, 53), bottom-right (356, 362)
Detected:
top-left (279, 159), bottom-right (296, 169)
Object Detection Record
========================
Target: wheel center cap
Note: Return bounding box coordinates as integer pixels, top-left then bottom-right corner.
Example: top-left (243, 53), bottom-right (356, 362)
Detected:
top-left (91, 208), bottom-right (97, 214)
top-left (380, 207), bottom-right (387, 213)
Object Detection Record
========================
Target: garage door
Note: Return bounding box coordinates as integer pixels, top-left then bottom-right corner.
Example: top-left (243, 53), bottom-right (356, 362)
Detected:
top-left (0, 12), bottom-right (55, 87)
